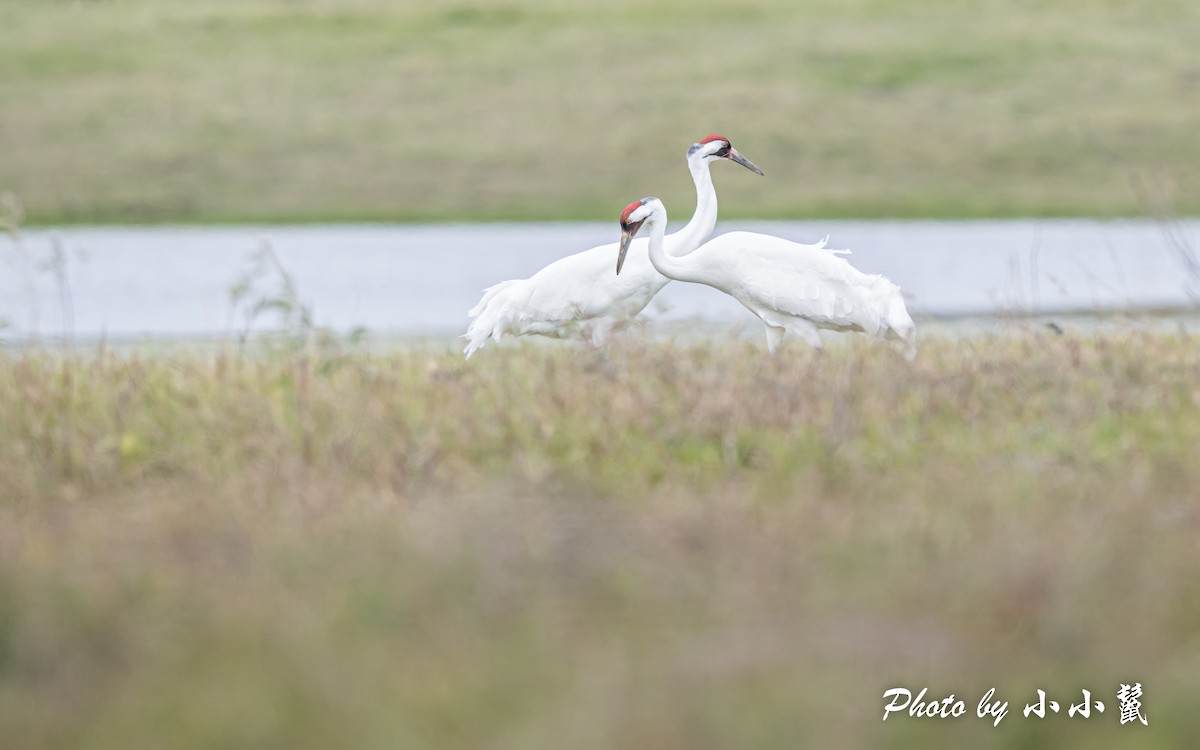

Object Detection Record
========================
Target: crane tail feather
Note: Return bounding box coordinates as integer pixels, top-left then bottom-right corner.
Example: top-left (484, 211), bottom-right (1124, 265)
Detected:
top-left (468, 279), bottom-right (521, 318)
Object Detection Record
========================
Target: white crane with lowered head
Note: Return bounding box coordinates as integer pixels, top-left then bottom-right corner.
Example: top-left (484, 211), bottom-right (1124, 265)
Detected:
top-left (616, 197), bottom-right (916, 355)
top-left (462, 135), bottom-right (763, 358)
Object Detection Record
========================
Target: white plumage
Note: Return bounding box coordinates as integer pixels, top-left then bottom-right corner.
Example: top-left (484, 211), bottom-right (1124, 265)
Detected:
top-left (617, 197), bottom-right (916, 355)
top-left (462, 135), bottom-right (762, 358)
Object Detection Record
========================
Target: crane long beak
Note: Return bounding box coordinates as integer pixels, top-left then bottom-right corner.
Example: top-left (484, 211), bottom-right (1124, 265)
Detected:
top-left (617, 228), bottom-right (633, 275)
top-left (728, 148), bottom-right (765, 175)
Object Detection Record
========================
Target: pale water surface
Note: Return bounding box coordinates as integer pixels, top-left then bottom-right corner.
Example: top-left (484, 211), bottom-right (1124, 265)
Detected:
top-left (2, 220), bottom-right (1198, 342)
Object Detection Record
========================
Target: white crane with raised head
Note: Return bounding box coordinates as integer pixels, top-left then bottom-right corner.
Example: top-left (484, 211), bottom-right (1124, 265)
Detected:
top-left (616, 197), bottom-right (916, 355)
top-left (462, 135), bottom-right (763, 358)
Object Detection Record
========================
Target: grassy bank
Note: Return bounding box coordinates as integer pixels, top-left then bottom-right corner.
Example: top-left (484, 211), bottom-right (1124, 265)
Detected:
top-left (1, 333), bottom-right (1198, 748)
top-left (1, 0), bottom-right (1199, 223)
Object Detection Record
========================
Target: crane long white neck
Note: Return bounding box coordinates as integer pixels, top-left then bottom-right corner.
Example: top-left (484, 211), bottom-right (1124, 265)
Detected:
top-left (669, 155), bottom-right (717, 255)
top-left (644, 204), bottom-right (715, 285)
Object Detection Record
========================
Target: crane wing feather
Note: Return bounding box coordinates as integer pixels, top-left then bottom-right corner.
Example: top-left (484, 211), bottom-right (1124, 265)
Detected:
top-left (697, 232), bottom-right (898, 333)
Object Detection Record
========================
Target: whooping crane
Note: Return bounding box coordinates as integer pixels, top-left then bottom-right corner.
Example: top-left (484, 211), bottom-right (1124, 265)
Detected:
top-left (617, 197), bottom-right (916, 355)
top-left (462, 135), bottom-right (763, 358)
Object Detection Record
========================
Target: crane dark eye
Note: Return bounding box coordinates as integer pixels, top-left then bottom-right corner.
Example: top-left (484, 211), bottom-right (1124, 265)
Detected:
top-left (716, 144), bottom-right (731, 157)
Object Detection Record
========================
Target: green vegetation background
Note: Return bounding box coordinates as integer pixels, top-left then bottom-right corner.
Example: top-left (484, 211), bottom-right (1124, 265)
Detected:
top-left (2, 0), bottom-right (1198, 223)
top-left (3, 335), bottom-right (1199, 748)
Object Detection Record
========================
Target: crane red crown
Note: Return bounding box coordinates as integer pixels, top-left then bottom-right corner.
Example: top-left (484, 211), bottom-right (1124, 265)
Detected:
top-left (620, 200), bottom-right (644, 225)
top-left (699, 133), bottom-right (729, 145)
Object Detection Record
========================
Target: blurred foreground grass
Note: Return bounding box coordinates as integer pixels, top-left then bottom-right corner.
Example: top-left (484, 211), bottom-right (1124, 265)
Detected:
top-left (1, 0), bottom-right (1199, 222)
top-left (1, 333), bottom-right (1198, 748)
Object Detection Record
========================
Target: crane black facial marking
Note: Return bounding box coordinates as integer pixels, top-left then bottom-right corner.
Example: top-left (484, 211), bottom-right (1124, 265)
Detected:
top-left (690, 136), bottom-right (730, 158)
top-left (619, 198), bottom-right (646, 228)
top-left (618, 198), bottom-right (652, 232)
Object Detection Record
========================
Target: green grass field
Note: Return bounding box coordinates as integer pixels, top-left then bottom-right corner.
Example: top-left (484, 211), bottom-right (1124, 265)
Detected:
top-left (2, 333), bottom-right (1198, 748)
top-left (2, 0), bottom-right (1199, 223)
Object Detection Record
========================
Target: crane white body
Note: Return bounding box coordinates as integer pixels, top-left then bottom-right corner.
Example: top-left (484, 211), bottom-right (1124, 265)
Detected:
top-left (462, 137), bottom-right (761, 358)
top-left (618, 198), bottom-right (916, 355)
